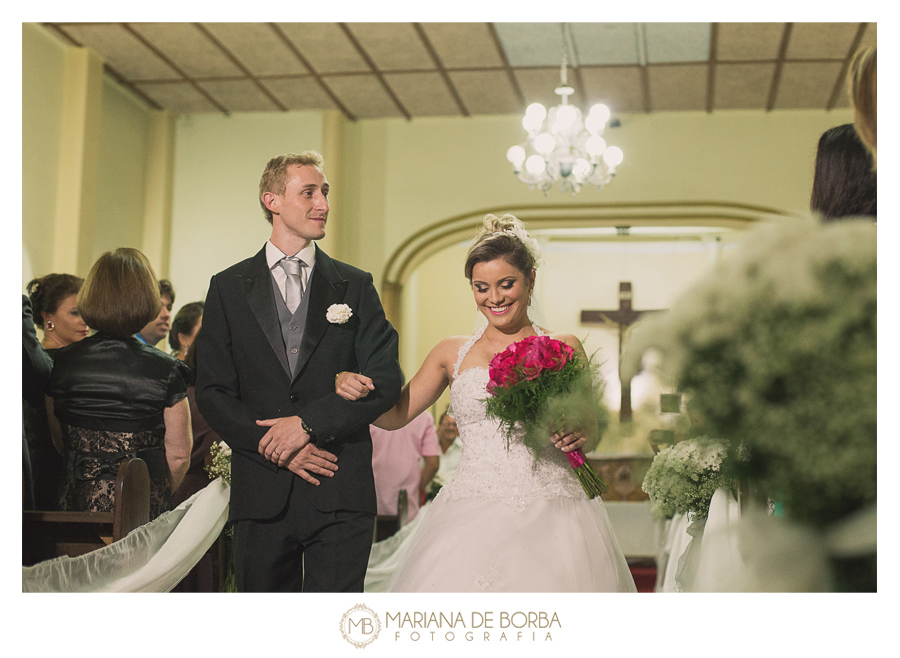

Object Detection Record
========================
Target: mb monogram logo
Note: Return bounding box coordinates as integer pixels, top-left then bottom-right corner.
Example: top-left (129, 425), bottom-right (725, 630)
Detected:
top-left (340, 604), bottom-right (382, 648)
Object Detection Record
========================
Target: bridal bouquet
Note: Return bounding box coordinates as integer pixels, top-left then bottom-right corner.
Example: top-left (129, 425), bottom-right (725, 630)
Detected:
top-left (484, 335), bottom-right (609, 498)
top-left (642, 437), bottom-right (733, 520)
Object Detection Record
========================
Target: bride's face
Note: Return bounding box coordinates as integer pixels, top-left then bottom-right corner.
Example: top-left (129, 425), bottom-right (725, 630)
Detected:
top-left (471, 258), bottom-right (534, 331)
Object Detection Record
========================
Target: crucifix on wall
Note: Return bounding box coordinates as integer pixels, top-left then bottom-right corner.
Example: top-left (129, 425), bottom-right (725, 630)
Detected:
top-left (581, 282), bottom-right (664, 424)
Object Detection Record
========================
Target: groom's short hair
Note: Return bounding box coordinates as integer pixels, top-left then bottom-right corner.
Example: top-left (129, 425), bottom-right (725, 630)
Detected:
top-left (259, 151), bottom-right (326, 223)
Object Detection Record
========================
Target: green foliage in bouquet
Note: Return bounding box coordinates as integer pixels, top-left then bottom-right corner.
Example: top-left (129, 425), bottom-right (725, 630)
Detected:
top-left (624, 219), bottom-right (876, 528)
top-left (642, 437), bottom-right (735, 520)
top-left (205, 441), bottom-right (232, 486)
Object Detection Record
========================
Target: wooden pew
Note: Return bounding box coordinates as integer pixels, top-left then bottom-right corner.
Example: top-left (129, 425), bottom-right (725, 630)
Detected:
top-left (373, 489), bottom-right (409, 543)
top-left (22, 457), bottom-right (150, 565)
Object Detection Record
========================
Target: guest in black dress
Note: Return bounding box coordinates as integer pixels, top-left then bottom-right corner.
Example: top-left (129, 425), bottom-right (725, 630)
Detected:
top-left (47, 248), bottom-right (193, 520)
top-left (24, 273), bottom-right (87, 509)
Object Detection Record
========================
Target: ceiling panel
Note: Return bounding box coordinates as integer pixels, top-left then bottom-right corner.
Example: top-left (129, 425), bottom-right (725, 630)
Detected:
top-left (135, 81), bottom-right (220, 113)
top-left (346, 23), bottom-right (434, 71)
top-left (324, 74), bottom-right (405, 119)
top-left (570, 23), bottom-right (639, 66)
top-left (127, 23), bottom-right (242, 78)
top-left (714, 63), bottom-right (773, 109)
top-left (200, 23), bottom-right (308, 77)
top-left (787, 22), bottom-right (861, 60)
top-left (449, 70), bottom-right (521, 115)
top-left (260, 77), bottom-right (338, 111)
top-left (383, 72), bottom-right (462, 117)
top-left (57, 24), bottom-right (180, 80)
top-left (199, 79), bottom-right (281, 112)
top-left (419, 23), bottom-right (504, 69)
top-left (580, 66), bottom-right (645, 113)
top-left (513, 68), bottom-right (585, 110)
top-left (644, 23), bottom-right (711, 63)
top-left (774, 61), bottom-right (844, 109)
top-left (275, 23), bottom-right (368, 74)
top-left (493, 23), bottom-right (565, 67)
top-left (716, 23), bottom-right (786, 61)
top-left (647, 64), bottom-right (708, 111)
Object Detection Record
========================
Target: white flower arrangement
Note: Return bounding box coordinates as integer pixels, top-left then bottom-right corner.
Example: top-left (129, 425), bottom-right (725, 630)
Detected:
top-left (326, 303), bottom-right (353, 324)
top-left (642, 437), bottom-right (733, 520)
top-left (624, 217), bottom-right (876, 528)
top-left (205, 441), bottom-right (232, 486)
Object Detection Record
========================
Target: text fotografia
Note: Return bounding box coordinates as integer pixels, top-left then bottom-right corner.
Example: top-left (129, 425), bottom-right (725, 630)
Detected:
top-left (386, 611), bottom-right (561, 642)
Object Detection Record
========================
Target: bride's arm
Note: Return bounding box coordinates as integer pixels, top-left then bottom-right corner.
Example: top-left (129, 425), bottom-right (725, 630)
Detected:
top-left (336, 337), bottom-right (460, 430)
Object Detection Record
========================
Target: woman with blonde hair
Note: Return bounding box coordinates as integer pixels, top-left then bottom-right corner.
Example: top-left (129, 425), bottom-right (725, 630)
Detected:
top-left (338, 214), bottom-right (635, 592)
top-left (46, 248), bottom-right (192, 520)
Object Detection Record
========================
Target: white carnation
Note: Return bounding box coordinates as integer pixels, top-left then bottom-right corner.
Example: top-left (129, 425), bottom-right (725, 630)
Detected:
top-left (326, 303), bottom-right (353, 324)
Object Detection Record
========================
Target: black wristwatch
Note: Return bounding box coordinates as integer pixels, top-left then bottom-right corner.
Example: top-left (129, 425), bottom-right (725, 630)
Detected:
top-left (301, 419), bottom-right (316, 443)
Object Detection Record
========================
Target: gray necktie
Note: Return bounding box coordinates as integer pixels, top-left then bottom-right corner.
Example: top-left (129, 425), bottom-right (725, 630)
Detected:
top-left (278, 257), bottom-right (306, 313)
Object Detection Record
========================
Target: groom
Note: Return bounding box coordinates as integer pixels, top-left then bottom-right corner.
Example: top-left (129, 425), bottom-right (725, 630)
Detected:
top-left (195, 151), bottom-right (402, 592)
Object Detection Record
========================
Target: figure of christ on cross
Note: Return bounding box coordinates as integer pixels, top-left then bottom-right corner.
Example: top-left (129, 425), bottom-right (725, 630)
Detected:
top-left (581, 282), bottom-right (664, 425)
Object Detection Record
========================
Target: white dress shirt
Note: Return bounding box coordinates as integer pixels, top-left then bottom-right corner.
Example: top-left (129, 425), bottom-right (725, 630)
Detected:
top-left (266, 240), bottom-right (316, 306)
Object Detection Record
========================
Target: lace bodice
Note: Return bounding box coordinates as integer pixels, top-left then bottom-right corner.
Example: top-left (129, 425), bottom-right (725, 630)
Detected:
top-left (440, 324), bottom-right (586, 510)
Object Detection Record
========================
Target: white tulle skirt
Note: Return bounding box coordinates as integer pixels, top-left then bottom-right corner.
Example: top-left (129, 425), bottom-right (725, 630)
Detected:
top-left (386, 492), bottom-right (636, 593)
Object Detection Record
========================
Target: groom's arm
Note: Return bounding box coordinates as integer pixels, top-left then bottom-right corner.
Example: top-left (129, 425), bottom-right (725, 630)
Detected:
top-left (296, 272), bottom-right (402, 445)
top-left (195, 275), bottom-right (285, 470)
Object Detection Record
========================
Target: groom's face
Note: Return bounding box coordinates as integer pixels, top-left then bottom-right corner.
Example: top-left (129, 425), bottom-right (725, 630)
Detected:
top-left (268, 164), bottom-right (330, 243)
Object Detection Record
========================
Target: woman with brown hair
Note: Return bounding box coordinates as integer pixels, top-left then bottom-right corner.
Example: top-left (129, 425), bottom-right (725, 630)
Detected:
top-left (47, 248), bottom-right (193, 519)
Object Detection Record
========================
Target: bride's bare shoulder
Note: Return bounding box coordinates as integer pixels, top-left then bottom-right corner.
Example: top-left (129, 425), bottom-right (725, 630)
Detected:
top-left (546, 331), bottom-right (584, 350)
top-left (427, 335), bottom-right (472, 364)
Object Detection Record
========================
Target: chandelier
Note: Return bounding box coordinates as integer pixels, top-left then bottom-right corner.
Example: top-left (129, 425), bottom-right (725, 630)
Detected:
top-left (506, 24), bottom-right (623, 195)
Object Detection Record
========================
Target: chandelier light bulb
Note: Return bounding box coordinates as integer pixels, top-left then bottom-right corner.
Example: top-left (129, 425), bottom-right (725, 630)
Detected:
top-left (555, 105), bottom-right (577, 131)
top-left (534, 133), bottom-right (556, 155)
top-left (522, 113), bottom-right (542, 132)
top-left (573, 158), bottom-right (591, 178)
top-left (525, 155), bottom-right (547, 175)
top-left (585, 135), bottom-right (607, 157)
top-left (526, 103), bottom-right (547, 121)
top-left (589, 103), bottom-right (611, 124)
top-left (602, 146), bottom-right (624, 167)
top-left (506, 145), bottom-right (526, 168)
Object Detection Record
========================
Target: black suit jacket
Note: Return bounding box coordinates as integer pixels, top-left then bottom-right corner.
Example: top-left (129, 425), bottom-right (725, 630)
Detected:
top-left (195, 245), bottom-right (401, 521)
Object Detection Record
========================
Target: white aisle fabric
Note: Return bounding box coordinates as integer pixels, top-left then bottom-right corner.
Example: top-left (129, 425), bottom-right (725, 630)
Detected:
top-left (658, 513), bottom-right (691, 592)
top-left (692, 488), bottom-right (745, 592)
top-left (22, 478), bottom-right (230, 593)
top-left (364, 501), bottom-right (431, 592)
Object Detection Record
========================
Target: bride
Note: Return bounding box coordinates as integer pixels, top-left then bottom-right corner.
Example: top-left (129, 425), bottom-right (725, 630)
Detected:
top-left (338, 214), bottom-right (636, 592)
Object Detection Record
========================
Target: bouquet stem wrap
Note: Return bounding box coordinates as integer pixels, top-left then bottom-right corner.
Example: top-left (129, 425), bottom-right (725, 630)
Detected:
top-left (565, 449), bottom-right (609, 499)
top-left (484, 334), bottom-right (610, 500)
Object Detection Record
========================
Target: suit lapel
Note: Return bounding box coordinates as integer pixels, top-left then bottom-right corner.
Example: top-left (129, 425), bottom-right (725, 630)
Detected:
top-left (293, 246), bottom-right (348, 383)
top-left (241, 247), bottom-right (291, 377)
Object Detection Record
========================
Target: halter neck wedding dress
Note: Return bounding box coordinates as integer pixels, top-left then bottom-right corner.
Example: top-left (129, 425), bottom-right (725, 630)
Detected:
top-left (386, 323), bottom-right (636, 592)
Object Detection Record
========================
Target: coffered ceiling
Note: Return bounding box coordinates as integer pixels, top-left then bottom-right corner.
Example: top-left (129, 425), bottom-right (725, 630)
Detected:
top-left (41, 22), bottom-right (876, 119)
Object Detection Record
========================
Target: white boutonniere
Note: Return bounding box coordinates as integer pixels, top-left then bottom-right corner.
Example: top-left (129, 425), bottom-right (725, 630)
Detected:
top-left (326, 303), bottom-right (353, 324)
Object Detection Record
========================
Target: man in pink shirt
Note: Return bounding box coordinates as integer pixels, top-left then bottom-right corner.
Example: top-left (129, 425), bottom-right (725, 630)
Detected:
top-left (370, 410), bottom-right (440, 522)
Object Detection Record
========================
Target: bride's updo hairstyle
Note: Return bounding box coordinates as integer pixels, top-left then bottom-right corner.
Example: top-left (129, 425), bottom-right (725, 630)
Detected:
top-left (464, 214), bottom-right (541, 281)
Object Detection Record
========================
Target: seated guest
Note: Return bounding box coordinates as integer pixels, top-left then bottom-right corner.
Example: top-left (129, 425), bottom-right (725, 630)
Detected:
top-left (136, 279), bottom-right (175, 348)
top-left (430, 409), bottom-right (461, 496)
top-left (168, 301), bottom-right (204, 361)
top-left (810, 124), bottom-right (876, 222)
top-left (27, 273), bottom-right (88, 353)
top-left (22, 296), bottom-right (53, 510)
top-left (370, 410), bottom-right (440, 522)
top-left (24, 273), bottom-right (87, 509)
top-left (47, 249), bottom-right (192, 520)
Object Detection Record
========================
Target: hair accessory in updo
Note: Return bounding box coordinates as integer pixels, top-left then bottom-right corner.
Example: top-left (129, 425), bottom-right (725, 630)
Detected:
top-left (481, 214), bottom-right (543, 268)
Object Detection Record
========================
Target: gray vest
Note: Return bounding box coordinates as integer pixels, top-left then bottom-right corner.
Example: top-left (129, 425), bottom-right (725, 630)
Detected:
top-left (271, 266), bottom-right (314, 377)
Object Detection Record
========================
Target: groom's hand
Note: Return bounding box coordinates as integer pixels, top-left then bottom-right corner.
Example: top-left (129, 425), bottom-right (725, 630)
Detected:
top-left (256, 416), bottom-right (311, 467)
top-left (285, 444), bottom-right (339, 485)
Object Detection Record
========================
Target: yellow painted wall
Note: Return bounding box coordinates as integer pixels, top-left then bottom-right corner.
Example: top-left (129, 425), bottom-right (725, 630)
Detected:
top-left (22, 22), bottom-right (67, 286)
